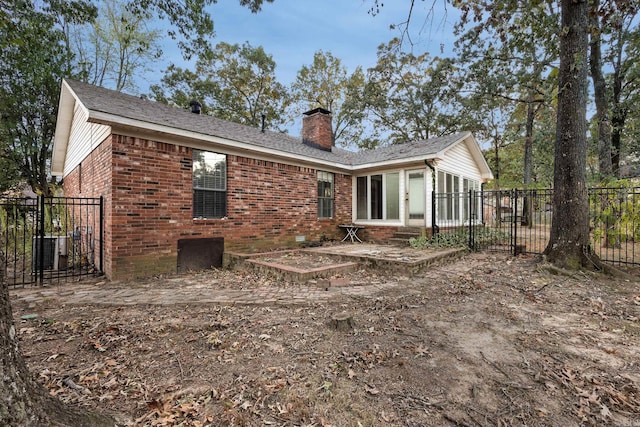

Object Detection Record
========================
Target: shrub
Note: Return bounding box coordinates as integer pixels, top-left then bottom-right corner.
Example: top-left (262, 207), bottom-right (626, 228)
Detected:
top-left (409, 227), bottom-right (510, 250)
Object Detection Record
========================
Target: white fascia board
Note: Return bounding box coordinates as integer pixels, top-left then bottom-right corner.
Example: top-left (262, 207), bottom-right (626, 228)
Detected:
top-left (51, 81), bottom-right (75, 176)
top-left (52, 80), bottom-right (95, 177)
top-left (90, 110), bottom-right (351, 173)
top-left (348, 155), bottom-right (438, 173)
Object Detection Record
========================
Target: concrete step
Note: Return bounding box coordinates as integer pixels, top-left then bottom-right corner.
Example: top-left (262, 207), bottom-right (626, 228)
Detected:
top-left (388, 237), bottom-right (412, 246)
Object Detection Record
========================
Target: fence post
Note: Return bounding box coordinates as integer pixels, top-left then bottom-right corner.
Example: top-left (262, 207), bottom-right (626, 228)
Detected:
top-left (468, 190), bottom-right (473, 250)
top-left (37, 195), bottom-right (45, 285)
top-left (99, 196), bottom-right (104, 273)
top-left (512, 190), bottom-right (518, 256)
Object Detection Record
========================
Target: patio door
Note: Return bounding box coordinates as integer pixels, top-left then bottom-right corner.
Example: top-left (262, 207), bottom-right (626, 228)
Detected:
top-left (406, 170), bottom-right (425, 226)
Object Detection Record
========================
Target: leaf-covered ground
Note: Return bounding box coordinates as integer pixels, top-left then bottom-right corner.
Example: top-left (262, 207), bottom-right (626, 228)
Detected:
top-left (10, 253), bottom-right (640, 426)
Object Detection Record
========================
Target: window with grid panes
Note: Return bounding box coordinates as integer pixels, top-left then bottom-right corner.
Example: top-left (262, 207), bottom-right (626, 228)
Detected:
top-left (317, 171), bottom-right (334, 218)
top-left (193, 149), bottom-right (227, 219)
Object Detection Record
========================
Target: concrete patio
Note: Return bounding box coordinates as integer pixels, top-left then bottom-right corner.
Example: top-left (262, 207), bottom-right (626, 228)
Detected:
top-left (226, 243), bottom-right (468, 281)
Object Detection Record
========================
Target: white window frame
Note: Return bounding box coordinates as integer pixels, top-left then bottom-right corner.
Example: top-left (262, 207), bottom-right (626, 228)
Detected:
top-left (437, 170), bottom-right (480, 225)
top-left (317, 171), bottom-right (334, 219)
top-left (355, 172), bottom-right (401, 222)
top-left (193, 149), bottom-right (227, 219)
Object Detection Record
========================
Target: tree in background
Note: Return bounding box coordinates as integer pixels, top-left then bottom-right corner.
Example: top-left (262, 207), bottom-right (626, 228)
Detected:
top-left (1, 0), bottom-right (266, 196)
top-left (604, 2), bottom-right (640, 176)
top-left (543, 0), bottom-right (592, 268)
top-left (455, 0), bottom-right (559, 192)
top-left (0, 0), bottom-right (96, 197)
top-left (364, 38), bottom-right (463, 146)
top-left (126, 0), bottom-right (273, 59)
top-left (589, 0), bottom-right (613, 177)
top-left (151, 41), bottom-right (291, 131)
top-left (72, 0), bottom-right (162, 92)
top-left (289, 50), bottom-right (368, 148)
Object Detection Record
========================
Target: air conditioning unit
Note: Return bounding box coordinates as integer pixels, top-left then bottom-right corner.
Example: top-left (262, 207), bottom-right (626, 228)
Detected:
top-left (32, 236), bottom-right (68, 271)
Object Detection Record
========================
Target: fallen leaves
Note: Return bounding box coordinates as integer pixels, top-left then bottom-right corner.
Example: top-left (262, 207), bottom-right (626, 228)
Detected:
top-left (10, 253), bottom-right (640, 426)
top-left (543, 360), bottom-right (640, 424)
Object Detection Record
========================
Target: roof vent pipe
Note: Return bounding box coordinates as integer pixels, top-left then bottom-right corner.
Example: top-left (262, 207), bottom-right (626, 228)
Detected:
top-left (261, 114), bottom-right (266, 133)
top-left (189, 100), bottom-right (202, 114)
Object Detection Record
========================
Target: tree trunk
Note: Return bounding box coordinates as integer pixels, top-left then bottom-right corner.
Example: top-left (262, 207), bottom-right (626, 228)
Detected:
top-left (611, 50), bottom-right (627, 177)
top-left (0, 259), bottom-right (116, 425)
top-left (611, 107), bottom-right (625, 177)
top-left (544, 0), bottom-right (593, 269)
top-left (588, 1), bottom-right (613, 178)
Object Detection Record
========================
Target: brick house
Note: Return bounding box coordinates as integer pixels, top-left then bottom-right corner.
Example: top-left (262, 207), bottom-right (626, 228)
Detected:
top-left (52, 80), bottom-right (493, 279)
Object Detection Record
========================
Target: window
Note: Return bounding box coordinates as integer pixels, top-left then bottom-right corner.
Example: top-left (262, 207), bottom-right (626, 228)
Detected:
top-left (438, 171), bottom-right (459, 221)
top-left (356, 177), bottom-right (367, 219)
top-left (356, 172), bottom-right (400, 221)
top-left (385, 173), bottom-right (400, 220)
top-left (193, 149), bottom-right (227, 219)
top-left (463, 178), bottom-right (480, 220)
top-left (317, 171), bottom-right (334, 218)
top-left (370, 174), bottom-right (383, 219)
top-left (437, 170), bottom-right (479, 222)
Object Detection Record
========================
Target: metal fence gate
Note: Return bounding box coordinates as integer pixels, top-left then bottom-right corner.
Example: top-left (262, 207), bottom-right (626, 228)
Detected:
top-left (1, 196), bottom-right (103, 287)
top-left (435, 188), bottom-right (640, 268)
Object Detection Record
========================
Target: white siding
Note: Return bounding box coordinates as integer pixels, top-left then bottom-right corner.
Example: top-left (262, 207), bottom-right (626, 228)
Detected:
top-left (437, 141), bottom-right (482, 183)
top-left (63, 102), bottom-right (111, 177)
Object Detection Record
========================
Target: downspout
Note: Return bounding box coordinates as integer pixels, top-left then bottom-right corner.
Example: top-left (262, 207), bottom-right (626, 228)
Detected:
top-left (480, 182), bottom-right (485, 225)
top-left (424, 160), bottom-right (439, 236)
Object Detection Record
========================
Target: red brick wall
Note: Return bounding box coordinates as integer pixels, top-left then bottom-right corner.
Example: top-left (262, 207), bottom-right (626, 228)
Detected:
top-left (359, 225), bottom-right (398, 242)
top-left (66, 133), bottom-right (353, 279)
top-left (63, 135), bottom-right (113, 276)
top-left (302, 110), bottom-right (333, 150)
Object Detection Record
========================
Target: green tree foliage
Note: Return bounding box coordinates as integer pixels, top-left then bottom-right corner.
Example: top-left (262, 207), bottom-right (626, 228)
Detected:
top-left (1, 0), bottom-right (273, 197)
top-left (365, 38), bottom-right (463, 146)
top-left (290, 50), bottom-right (368, 148)
top-left (0, 0), bottom-right (97, 196)
top-left (151, 41), bottom-right (291, 131)
top-left (72, 0), bottom-right (163, 92)
top-left (603, 2), bottom-right (640, 175)
top-left (455, 0), bottom-right (559, 189)
top-left (127, 0), bottom-right (273, 59)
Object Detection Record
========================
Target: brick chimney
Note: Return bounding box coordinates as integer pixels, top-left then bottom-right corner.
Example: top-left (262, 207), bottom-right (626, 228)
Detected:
top-left (302, 108), bottom-right (333, 151)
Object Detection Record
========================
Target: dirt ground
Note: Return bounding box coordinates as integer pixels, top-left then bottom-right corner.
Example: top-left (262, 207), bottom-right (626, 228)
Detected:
top-left (9, 252), bottom-right (640, 426)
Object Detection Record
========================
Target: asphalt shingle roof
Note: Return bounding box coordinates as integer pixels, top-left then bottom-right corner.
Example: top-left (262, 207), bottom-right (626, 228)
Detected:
top-left (66, 79), bottom-right (469, 167)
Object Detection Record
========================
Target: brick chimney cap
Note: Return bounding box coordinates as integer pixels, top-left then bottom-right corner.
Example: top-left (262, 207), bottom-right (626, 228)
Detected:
top-left (303, 107), bottom-right (331, 116)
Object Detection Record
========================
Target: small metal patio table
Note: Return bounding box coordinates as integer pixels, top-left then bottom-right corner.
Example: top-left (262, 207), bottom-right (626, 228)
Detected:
top-left (339, 224), bottom-right (364, 243)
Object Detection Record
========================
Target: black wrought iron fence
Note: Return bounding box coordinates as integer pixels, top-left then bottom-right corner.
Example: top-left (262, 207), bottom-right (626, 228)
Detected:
top-left (0, 196), bottom-right (103, 287)
top-left (589, 187), bottom-right (640, 267)
top-left (433, 187), bottom-right (640, 267)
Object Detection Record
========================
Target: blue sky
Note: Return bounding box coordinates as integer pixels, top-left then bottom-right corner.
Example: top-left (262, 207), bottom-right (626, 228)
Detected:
top-left (140, 0), bottom-right (460, 92)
